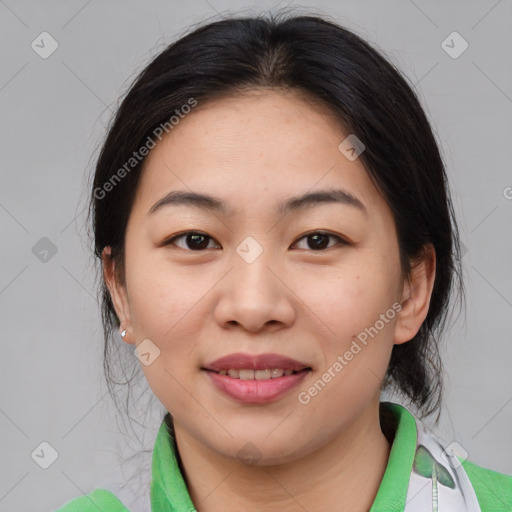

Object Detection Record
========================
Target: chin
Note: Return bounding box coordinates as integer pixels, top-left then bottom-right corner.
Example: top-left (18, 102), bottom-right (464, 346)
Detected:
top-left (204, 428), bottom-right (308, 466)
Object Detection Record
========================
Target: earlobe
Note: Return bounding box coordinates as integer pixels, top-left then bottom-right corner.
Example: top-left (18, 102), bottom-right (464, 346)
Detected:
top-left (394, 244), bottom-right (436, 345)
top-left (102, 246), bottom-right (134, 344)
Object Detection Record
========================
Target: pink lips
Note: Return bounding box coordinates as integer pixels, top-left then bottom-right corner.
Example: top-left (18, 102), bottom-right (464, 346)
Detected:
top-left (201, 352), bottom-right (312, 403)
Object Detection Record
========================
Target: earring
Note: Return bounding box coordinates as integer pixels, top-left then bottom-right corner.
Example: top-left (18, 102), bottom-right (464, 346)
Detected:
top-left (121, 329), bottom-right (127, 338)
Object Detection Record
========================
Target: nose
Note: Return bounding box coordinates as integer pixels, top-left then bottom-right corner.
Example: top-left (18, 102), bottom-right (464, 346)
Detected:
top-left (213, 244), bottom-right (296, 333)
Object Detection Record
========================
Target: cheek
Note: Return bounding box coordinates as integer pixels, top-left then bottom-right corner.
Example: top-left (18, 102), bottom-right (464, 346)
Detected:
top-left (126, 247), bottom-right (206, 336)
top-left (125, 257), bottom-right (212, 394)
top-left (131, 270), bottom-right (208, 414)
top-left (293, 264), bottom-right (397, 417)
top-left (294, 257), bottom-right (398, 343)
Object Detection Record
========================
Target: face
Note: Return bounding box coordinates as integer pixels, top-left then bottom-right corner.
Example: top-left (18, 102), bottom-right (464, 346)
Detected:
top-left (104, 88), bottom-right (433, 464)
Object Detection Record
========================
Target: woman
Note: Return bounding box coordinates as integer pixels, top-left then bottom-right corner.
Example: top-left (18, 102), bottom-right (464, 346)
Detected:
top-left (56, 10), bottom-right (512, 512)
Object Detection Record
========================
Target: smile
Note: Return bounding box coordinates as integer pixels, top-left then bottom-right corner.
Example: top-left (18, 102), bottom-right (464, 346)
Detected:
top-left (213, 368), bottom-right (303, 379)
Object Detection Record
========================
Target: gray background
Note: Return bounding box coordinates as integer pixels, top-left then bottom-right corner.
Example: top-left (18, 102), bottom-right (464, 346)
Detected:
top-left (1, 0), bottom-right (511, 510)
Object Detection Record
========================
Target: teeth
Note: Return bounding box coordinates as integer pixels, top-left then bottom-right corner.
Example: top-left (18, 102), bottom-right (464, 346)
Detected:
top-left (239, 369), bottom-right (254, 380)
top-left (218, 368), bottom-right (301, 379)
top-left (255, 369), bottom-right (270, 380)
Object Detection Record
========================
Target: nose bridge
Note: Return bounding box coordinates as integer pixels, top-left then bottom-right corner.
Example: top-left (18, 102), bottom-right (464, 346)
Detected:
top-left (235, 234), bottom-right (268, 267)
top-left (232, 234), bottom-right (277, 294)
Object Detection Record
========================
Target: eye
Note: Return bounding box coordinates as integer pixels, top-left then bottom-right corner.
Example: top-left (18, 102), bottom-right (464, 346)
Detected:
top-left (163, 230), bottom-right (348, 252)
top-left (163, 231), bottom-right (220, 251)
top-left (291, 231), bottom-right (348, 251)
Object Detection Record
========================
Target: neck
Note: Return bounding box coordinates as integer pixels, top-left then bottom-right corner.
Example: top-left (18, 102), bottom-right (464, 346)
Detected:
top-left (173, 396), bottom-right (391, 512)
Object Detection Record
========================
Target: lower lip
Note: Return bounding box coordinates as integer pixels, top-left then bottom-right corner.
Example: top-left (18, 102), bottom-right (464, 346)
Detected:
top-left (203, 369), bottom-right (310, 403)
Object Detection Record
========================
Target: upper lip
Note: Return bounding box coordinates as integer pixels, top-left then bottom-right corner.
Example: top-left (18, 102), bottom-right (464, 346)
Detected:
top-left (202, 352), bottom-right (312, 372)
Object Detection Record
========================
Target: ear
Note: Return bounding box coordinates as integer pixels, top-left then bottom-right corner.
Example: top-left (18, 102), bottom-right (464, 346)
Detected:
top-left (102, 246), bottom-right (134, 345)
top-left (394, 244), bottom-right (436, 345)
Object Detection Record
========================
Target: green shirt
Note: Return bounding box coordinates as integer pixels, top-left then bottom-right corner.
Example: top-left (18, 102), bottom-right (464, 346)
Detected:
top-left (55, 402), bottom-right (512, 511)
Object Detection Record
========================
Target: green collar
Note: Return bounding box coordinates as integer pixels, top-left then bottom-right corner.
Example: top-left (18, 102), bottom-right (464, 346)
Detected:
top-left (150, 416), bottom-right (196, 512)
top-left (370, 402), bottom-right (418, 511)
top-left (150, 401), bottom-right (417, 511)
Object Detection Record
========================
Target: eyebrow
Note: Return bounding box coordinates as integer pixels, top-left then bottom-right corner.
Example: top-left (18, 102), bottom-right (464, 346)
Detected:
top-left (147, 188), bottom-right (368, 217)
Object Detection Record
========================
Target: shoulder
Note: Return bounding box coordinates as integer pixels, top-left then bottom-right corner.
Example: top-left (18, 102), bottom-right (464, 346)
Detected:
top-left (461, 457), bottom-right (512, 511)
top-left (54, 488), bottom-right (131, 512)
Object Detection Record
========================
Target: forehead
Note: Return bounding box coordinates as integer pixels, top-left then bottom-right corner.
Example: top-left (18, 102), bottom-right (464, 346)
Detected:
top-left (131, 88), bottom-right (384, 219)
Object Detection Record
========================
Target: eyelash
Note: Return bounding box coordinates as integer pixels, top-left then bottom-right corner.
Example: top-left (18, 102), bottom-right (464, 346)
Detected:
top-left (162, 230), bottom-right (349, 252)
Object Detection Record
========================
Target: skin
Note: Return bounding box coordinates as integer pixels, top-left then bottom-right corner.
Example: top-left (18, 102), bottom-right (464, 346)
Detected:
top-left (103, 88), bottom-right (436, 511)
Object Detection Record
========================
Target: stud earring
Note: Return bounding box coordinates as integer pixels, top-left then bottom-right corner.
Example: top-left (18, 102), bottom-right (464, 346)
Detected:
top-left (121, 329), bottom-right (127, 338)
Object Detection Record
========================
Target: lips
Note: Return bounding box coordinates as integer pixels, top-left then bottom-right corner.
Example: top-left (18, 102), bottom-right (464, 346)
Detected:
top-left (201, 352), bottom-right (313, 403)
top-left (201, 352), bottom-right (312, 373)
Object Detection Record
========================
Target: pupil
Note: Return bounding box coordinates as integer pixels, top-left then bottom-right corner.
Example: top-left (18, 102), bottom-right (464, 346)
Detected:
top-left (309, 234), bottom-right (328, 250)
top-left (188, 233), bottom-right (208, 250)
